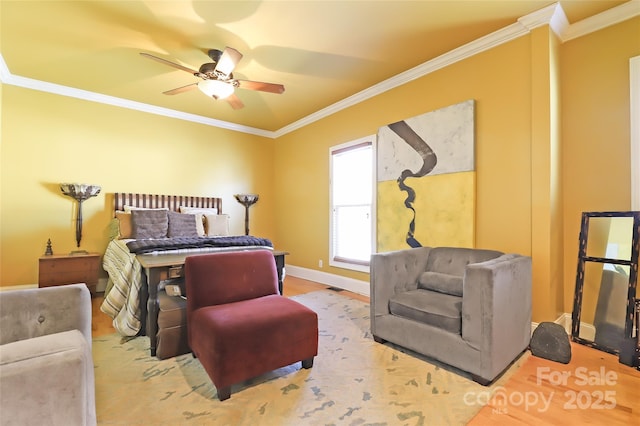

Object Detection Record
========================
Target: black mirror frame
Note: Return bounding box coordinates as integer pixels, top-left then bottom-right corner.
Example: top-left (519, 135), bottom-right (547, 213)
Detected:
top-left (571, 211), bottom-right (639, 364)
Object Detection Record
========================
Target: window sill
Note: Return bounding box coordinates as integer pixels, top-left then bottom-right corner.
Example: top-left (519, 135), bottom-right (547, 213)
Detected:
top-left (329, 260), bottom-right (370, 273)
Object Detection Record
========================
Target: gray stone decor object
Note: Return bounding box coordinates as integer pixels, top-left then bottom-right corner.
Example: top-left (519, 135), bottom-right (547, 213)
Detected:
top-left (530, 322), bottom-right (572, 364)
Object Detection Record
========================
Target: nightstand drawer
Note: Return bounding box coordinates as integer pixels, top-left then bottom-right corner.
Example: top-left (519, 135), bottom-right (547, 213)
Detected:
top-left (39, 269), bottom-right (96, 285)
top-left (39, 253), bottom-right (101, 294)
top-left (39, 257), bottom-right (98, 273)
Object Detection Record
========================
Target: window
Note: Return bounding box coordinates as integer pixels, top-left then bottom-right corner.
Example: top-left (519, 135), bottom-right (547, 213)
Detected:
top-left (330, 136), bottom-right (375, 272)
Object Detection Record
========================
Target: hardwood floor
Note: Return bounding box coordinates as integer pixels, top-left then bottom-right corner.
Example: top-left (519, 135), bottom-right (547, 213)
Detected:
top-left (469, 342), bottom-right (640, 425)
top-left (92, 276), bottom-right (639, 424)
top-left (91, 294), bottom-right (115, 338)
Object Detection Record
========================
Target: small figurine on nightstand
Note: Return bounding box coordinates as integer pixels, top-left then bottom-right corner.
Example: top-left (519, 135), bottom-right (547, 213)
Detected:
top-left (44, 239), bottom-right (53, 256)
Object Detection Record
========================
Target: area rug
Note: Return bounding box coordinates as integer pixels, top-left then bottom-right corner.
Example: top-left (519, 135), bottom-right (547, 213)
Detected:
top-left (93, 290), bottom-right (527, 425)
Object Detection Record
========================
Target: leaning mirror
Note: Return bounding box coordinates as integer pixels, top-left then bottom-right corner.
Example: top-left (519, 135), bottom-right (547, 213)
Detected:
top-left (571, 211), bottom-right (639, 364)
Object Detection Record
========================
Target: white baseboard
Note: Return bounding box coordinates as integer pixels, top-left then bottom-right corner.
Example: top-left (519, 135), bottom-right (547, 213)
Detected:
top-left (285, 265), bottom-right (370, 296)
top-left (530, 313), bottom-right (570, 336)
top-left (555, 312), bottom-right (573, 332)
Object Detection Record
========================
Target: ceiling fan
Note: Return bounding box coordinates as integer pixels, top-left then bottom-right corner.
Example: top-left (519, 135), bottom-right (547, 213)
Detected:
top-left (140, 47), bottom-right (285, 110)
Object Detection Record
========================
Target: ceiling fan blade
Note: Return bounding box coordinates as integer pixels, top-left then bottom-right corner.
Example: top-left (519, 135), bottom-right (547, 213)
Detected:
top-left (225, 93), bottom-right (244, 110)
top-left (162, 83), bottom-right (198, 95)
top-left (237, 80), bottom-right (285, 94)
top-left (140, 52), bottom-right (198, 75)
top-left (214, 47), bottom-right (243, 76)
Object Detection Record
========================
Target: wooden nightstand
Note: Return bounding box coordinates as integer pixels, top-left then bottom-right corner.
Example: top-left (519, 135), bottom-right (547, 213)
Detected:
top-left (39, 253), bottom-right (101, 295)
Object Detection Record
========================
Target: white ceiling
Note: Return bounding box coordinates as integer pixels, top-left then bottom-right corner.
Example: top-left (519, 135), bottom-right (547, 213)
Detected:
top-left (0, 1), bottom-right (634, 135)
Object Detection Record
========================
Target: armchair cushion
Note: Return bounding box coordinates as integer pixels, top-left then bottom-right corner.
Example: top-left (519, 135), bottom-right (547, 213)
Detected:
top-left (418, 271), bottom-right (463, 296)
top-left (0, 330), bottom-right (94, 426)
top-left (389, 290), bottom-right (462, 334)
top-left (0, 329), bottom-right (87, 365)
top-left (191, 294), bottom-right (318, 390)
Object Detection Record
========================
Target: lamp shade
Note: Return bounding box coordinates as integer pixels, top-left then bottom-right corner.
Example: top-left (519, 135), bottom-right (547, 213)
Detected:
top-left (234, 194), bottom-right (259, 205)
top-left (198, 80), bottom-right (234, 99)
top-left (60, 183), bottom-right (101, 201)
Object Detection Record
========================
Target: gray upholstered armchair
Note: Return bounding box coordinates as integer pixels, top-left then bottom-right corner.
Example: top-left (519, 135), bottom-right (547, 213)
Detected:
top-left (370, 246), bottom-right (532, 385)
top-left (0, 284), bottom-right (96, 426)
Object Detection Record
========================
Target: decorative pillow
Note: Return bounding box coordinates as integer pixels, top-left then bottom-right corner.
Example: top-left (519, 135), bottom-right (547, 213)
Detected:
top-left (131, 209), bottom-right (168, 239)
top-left (179, 207), bottom-right (218, 237)
top-left (123, 205), bottom-right (169, 213)
top-left (108, 218), bottom-right (120, 240)
top-left (205, 214), bottom-right (230, 236)
top-left (418, 271), bottom-right (464, 297)
top-left (178, 206), bottom-right (218, 215)
top-left (115, 211), bottom-right (133, 239)
top-left (167, 211), bottom-right (199, 238)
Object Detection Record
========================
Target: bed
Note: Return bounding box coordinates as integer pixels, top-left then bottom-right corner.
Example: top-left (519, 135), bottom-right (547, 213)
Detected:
top-left (100, 193), bottom-right (283, 358)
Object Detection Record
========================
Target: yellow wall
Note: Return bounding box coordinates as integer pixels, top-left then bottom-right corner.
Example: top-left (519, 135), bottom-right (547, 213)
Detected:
top-left (561, 17), bottom-right (640, 315)
top-left (0, 86), bottom-right (275, 285)
top-left (529, 26), bottom-right (564, 321)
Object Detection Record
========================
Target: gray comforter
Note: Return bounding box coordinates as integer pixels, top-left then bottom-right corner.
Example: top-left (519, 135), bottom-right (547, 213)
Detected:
top-left (126, 235), bottom-right (273, 254)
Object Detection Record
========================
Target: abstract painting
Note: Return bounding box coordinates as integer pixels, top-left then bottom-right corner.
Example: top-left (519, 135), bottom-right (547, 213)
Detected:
top-left (377, 100), bottom-right (475, 252)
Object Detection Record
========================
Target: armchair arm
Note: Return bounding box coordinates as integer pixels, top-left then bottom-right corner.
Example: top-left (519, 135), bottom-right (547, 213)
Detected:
top-left (370, 247), bottom-right (431, 321)
top-left (462, 254), bottom-right (532, 376)
top-left (0, 284), bottom-right (92, 347)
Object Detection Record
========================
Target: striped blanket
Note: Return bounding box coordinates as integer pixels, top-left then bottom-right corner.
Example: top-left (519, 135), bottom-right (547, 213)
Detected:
top-left (100, 239), bottom-right (143, 336)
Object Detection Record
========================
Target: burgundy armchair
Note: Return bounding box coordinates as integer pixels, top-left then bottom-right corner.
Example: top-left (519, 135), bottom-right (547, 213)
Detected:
top-left (185, 249), bottom-right (318, 401)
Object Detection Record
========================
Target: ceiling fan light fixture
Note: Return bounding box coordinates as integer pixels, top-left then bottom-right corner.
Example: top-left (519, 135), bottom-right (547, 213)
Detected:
top-left (198, 79), bottom-right (234, 100)
top-left (141, 47), bottom-right (283, 109)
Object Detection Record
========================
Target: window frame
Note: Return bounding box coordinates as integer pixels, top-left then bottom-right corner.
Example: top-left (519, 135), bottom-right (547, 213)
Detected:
top-left (329, 135), bottom-right (376, 273)
top-left (630, 55), bottom-right (639, 210)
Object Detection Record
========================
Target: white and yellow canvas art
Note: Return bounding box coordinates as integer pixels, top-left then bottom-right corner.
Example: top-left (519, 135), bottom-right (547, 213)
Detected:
top-left (377, 100), bottom-right (476, 252)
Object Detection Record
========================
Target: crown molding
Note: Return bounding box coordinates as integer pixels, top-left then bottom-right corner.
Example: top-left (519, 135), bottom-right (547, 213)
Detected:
top-left (561, 0), bottom-right (640, 42)
top-left (0, 54), bottom-right (273, 138)
top-left (0, 53), bottom-right (11, 82)
top-left (1, 2), bottom-right (636, 139)
top-left (521, 2), bottom-right (570, 38)
top-left (518, 2), bottom-right (564, 32)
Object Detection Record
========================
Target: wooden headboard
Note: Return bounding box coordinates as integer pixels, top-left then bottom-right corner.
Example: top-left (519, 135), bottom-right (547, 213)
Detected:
top-left (113, 193), bottom-right (222, 215)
